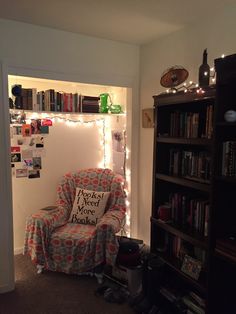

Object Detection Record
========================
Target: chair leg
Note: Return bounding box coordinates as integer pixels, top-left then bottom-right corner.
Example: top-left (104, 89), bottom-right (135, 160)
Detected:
top-left (94, 272), bottom-right (104, 284)
top-left (36, 264), bottom-right (44, 274)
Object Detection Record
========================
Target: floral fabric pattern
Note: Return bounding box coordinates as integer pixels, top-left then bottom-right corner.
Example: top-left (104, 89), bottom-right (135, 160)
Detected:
top-left (24, 168), bottom-right (126, 274)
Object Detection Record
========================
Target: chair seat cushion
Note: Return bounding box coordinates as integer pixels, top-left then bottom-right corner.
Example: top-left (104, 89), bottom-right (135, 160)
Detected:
top-left (48, 223), bottom-right (101, 273)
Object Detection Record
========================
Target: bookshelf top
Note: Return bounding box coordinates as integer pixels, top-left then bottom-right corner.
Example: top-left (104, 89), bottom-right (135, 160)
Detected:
top-left (153, 85), bottom-right (216, 107)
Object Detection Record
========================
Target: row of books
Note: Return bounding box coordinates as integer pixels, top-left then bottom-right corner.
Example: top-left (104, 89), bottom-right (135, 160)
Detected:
top-left (182, 292), bottom-right (205, 314)
top-left (11, 88), bottom-right (100, 113)
top-left (159, 285), bottom-right (205, 313)
top-left (169, 149), bottom-right (211, 181)
top-left (163, 235), bottom-right (206, 265)
top-left (221, 141), bottom-right (236, 177)
top-left (159, 286), bottom-right (205, 314)
top-left (167, 193), bottom-right (209, 237)
top-left (168, 105), bottom-right (213, 139)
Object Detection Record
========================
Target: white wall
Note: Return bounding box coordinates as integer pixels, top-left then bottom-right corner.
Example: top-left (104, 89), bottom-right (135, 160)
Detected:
top-left (0, 19), bottom-right (140, 259)
top-left (139, 5), bottom-right (236, 244)
top-left (11, 110), bottom-right (126, 250)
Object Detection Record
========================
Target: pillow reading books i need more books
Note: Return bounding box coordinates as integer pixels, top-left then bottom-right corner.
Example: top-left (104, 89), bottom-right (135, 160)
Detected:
top-left (69, 188), bottom-right (110, 225)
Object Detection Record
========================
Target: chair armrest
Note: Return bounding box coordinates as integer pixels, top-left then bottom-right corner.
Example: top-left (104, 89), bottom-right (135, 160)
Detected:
top-left (24, 206), bottom-right (68, 264)
top-left (96, 209), bottom-right (125, 234)
top-left (30, 206), bottom-right (68, 230)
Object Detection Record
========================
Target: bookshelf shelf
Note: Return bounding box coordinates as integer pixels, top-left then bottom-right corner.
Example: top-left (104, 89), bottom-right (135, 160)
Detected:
top-left (155, 86), bottom-right (215, 107)
top-left (157, 137), bottom-right (212, 146)
top-left (215, 248), bottom-right (236, 265)
top-left (151, 217), bottom-right (208, 249)
top-left (156, 173), bottom-right (210, 192)
top-left (10, 108), bottom-right (126, 116)
top-left (214, 176), bottom-right (236, 183)
top-left (216, 121), bottom-right (236, 127)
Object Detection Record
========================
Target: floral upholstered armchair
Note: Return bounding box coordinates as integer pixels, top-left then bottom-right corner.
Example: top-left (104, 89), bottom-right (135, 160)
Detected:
top-left (24, 168), bottom-right (126, 282)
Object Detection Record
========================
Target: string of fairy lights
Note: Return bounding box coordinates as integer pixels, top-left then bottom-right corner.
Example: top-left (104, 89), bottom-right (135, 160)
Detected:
top-left (165, 54), bottom-right (227, 94)
top-left (10, 110), bottom-right (131, 236)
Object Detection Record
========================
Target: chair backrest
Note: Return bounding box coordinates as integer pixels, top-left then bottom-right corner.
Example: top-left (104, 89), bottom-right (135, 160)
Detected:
top-left (56, 168), bottom-right (126, 217)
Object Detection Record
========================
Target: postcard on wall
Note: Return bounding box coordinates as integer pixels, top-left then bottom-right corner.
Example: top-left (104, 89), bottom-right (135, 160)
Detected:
top-left (22, 124), bottom-right (32, 137)
top-left (13, 126), bottom-right (22, 136)
top-left (23, 159), bottom-right (33, 168)
top-left (111, 130), bottom-right (125, 153)
top-left (40, 126), bottom-right (49, 134)
top-left (33, 148), bottom-right (46, 157)
top-left (11, 146), bottom-right (20, 153)
top-left (11, 153), bottom-right (21, 163)
top-left (112, 151), bottom-right (125, 176)
top-left (28, 170), bottom-right (40, 179)
top-left (16, 169), bottom-right (28, 178)
top-left (33, 157), bottom-right (42, 170)
top-left (10, 112), bottom-right (26, 124)
top-left (10, 127), bottom-right (14, 139)
top-left (22, 149), bottom-right (33, 159)
top-left (17, 137), bottom-right (26, 146)
top-left (31, 119), bottom-right (41, 134)
top-left (35, 136), bottom-right (44, 148)
top-left (28, 137), bottom-right (35, 147)
top-left (42, 119), bottom-right (53, 126)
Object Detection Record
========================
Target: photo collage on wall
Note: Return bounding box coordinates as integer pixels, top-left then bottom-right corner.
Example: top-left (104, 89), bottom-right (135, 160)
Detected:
top-left (10, 112), bottom-right (53, 179)
top-left (111, 130), bottom-right (126, 176)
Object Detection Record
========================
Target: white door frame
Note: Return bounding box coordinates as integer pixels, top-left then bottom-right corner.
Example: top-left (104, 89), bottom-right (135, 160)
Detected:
top-left (0, 61), bottom-right (15, 293)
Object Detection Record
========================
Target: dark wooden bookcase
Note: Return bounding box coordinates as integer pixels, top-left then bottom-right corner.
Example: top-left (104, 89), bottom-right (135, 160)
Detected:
top-left (208, 54), bottom-right (236, 314)
top-left (151, 54), bottom-right (236, 314)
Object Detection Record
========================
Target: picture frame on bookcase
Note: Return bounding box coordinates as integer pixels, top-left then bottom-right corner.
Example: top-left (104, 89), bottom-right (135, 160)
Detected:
top-left (181, 254), bottom-right (202, 280)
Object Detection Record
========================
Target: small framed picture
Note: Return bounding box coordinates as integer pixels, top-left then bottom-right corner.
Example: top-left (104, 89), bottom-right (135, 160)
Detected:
top-left (181, 254), bottom-right (202, 280)
top-left (142, 108), bottom-right (154, 128)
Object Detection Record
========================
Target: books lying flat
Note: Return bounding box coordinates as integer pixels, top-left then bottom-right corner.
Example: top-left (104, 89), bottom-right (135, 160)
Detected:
top-left (40, 206), bottom-right (57, 211)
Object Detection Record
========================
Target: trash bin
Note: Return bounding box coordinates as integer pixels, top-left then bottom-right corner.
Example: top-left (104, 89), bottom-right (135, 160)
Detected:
top-left (115, 238), bottom-right (143, 296)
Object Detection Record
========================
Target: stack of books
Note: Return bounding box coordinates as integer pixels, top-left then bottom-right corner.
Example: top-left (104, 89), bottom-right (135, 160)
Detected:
top-left (80, 95), bottom-right (100, 113)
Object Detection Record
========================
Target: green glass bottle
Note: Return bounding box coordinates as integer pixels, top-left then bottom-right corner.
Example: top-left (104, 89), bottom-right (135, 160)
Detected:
top-left (99, 93), bottom-right (109, 113)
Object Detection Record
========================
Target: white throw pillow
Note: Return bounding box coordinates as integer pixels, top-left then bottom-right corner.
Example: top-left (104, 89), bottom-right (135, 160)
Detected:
top-left (69, 188), bottom-right (110, 225)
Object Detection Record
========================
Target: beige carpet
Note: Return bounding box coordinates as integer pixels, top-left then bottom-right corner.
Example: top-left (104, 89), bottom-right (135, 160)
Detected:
top-left (0, 254), bottom-right (135, 314)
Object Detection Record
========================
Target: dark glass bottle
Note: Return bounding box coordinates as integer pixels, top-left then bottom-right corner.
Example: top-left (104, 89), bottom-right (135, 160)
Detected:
top-left (198, 49), bottom-right (210, 87)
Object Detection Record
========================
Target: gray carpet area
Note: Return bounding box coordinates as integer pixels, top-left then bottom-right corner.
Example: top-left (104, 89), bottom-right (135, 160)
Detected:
top-left (0, 255), bottom-right (135, 314)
